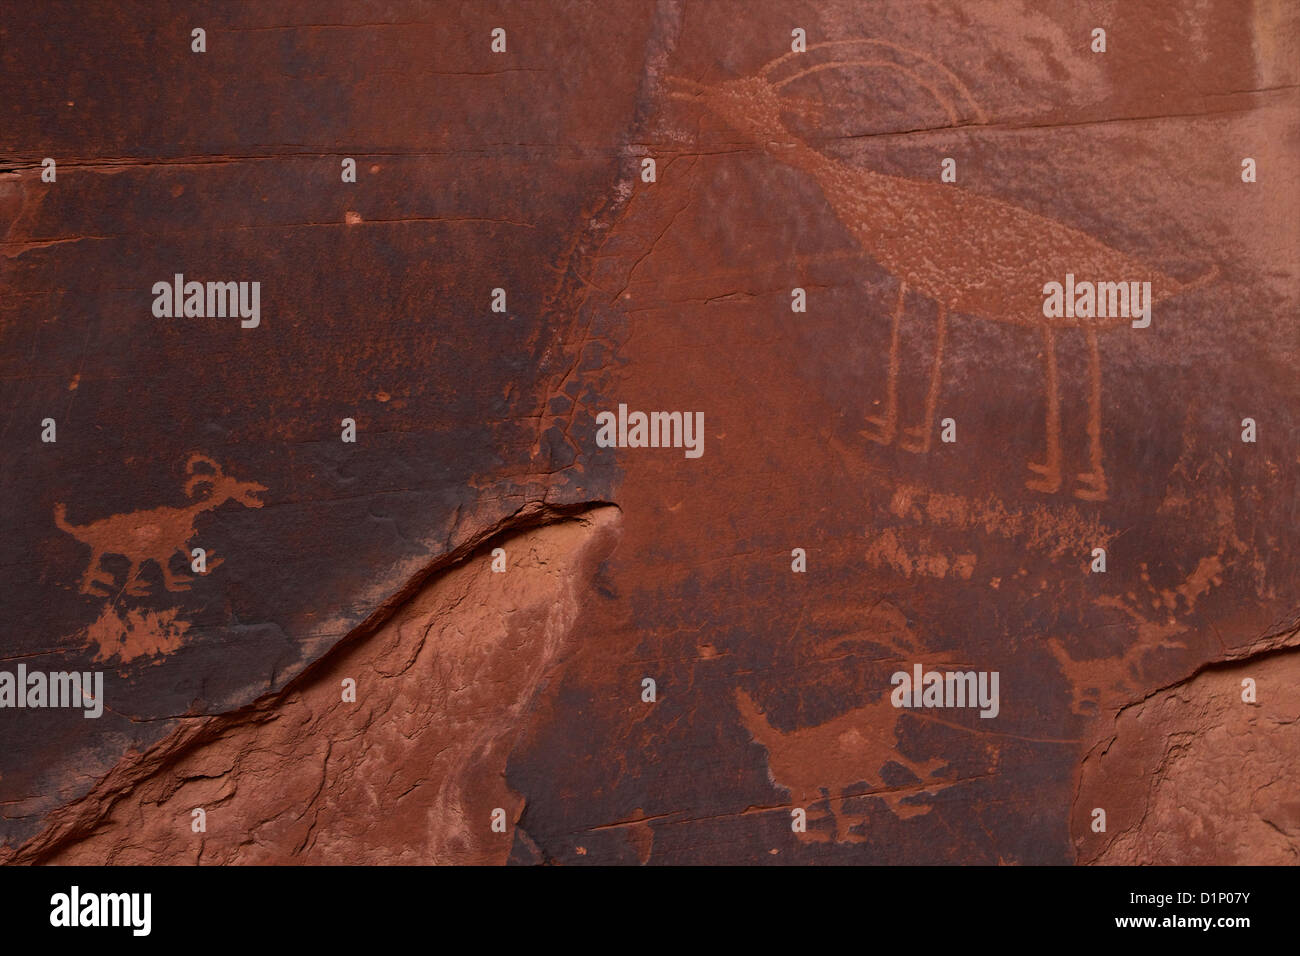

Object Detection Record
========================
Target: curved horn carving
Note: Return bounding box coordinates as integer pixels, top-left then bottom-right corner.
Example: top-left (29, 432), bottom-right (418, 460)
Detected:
top-left (186, 453), bottom-right (222, 475)
top-left (185, 454), bottom-right (225, 498)
top-left (758, 38), bottom-right (987, 126)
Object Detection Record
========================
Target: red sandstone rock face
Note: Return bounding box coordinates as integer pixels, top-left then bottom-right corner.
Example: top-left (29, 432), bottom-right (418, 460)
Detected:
top-left (11, 507), bottom-right (622, 865)
top-left (1, 1), bottom-right (1297, 864)
top-left (1074, 648), bottom-right (1300, 866)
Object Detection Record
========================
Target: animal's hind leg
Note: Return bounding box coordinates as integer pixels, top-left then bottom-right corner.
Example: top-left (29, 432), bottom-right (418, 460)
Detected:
top-left (79, 551), bottom-right (116, 595)
top-left (1074, 330), bottom-right (1109, 501)
top-left (1027, 325), bottom-right (1063, 493)
top-left (864, 281), bottom-right (905, 445)
top-left (824, 789), bottom-right (842, 843)
top-left (902, 302), bottom-right (947, 453)
top-left (124, 561), bottom-right (153, 597)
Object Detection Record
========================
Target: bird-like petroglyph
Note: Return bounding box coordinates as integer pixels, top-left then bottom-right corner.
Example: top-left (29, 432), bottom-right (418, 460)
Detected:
top-left (668, 39), bottom-right (1217, 501)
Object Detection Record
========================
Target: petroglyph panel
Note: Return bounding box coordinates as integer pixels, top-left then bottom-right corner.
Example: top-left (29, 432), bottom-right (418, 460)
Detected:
top-left (1, 0), bottom-right (1296, 867)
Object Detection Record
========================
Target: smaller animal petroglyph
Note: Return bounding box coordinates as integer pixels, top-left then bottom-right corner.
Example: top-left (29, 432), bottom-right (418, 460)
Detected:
top-left (1048, 549), bottom-right (1233, 717)
top-left (1049, 634), bottom-right (1187, 718)
top-left (54, 454), bottom-right (266, 597)
top-left (736, 687), bottom-right (950, 839)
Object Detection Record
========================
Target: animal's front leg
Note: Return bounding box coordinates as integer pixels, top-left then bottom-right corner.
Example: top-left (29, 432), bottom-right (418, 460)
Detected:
top-left (161, 556), bottom-right (193, 592)
top-left (1074, 329), bottom-right (1109, 501)
top-left (864, 281), bottom-right (906, 445)
top-left (902, 302), bottom-right (947, 453)
top-left (1027, 324), bottom-right (1063, 493)
top-left (162, 546), bottom-right (222, 590)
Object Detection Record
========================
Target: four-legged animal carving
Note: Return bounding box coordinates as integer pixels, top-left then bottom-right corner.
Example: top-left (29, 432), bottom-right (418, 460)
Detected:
top-left (54, 454), bottom-right (266, 597)
top-left (669, 39), bottom-right (1217, 501)
top-left (735, 687), bottom-right (950, 836)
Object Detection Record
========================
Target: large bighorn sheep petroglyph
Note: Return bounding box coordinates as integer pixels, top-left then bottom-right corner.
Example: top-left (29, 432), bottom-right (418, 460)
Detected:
top-left (54, 454), bottom-right (266, 596)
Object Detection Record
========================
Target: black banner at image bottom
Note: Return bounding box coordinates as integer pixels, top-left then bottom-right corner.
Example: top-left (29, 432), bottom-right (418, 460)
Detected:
top-left (0, 864), bottom-right (1291, 944)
